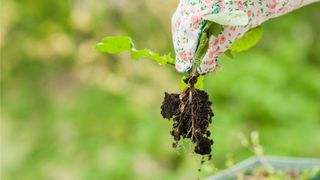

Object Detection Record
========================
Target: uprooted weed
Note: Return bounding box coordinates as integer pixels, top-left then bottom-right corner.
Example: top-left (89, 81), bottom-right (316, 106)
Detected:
top-left (161, 75), bottom-right (214, 159)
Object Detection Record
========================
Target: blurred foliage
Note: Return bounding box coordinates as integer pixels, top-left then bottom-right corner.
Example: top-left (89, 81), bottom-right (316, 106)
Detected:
top-left (1, 0), bottom-right (320, 179)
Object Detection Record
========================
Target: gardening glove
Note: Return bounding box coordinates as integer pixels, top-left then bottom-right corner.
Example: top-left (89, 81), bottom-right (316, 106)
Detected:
top-left (172, 0), bottom-right (319, 73)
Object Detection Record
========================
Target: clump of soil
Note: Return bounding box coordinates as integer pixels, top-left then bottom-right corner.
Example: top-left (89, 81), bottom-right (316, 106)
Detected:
top-left (161, 74), bottom-right (214, 159)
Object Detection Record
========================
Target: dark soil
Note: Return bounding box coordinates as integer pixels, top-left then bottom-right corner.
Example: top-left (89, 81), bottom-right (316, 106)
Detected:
top-left (161, 75), bottom-right (214, 158)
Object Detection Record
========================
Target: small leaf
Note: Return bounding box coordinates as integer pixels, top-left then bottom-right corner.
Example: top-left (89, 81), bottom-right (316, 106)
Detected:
top-left (195, 75), bottom-right (204, 90)
top-left (180, 76), bottom-right (187, 90)
top-left (193, 22), bottom-right (222, 71)
top-left (131, 48), bottom-right (175, 65)
top-left (207, 22), bottom-right (223, 37)
top-left (193, 28), bottom-right (210, 67)
top-left (230, 26), bottom-right (263, 53)
top-left (203, 10), bottom-right (249, 26)
top-left (180, 76), bottom-right (205, 90)
top-left (224, 49), bottom-right (234, 59)
top-left (130, 48), bottom-right (142, 60)
top-left (96, 36), bottom-right (133, 54)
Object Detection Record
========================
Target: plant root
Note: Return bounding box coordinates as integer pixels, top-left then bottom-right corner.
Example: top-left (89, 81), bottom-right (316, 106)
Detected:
top-left (161, 75), bottom-right (214, 159)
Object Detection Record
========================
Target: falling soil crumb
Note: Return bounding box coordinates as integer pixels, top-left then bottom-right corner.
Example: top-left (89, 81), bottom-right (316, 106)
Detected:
top-left (161, 76), bottom-right (214, 159)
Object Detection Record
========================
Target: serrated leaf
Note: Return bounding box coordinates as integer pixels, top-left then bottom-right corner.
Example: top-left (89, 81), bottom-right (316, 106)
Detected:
top-left (131, 48), bottom-right (175, 65)
top-left (203, 10), bottom-right (249, 26)
top-left (96, 36), bottom-right (133, 54)
top-left (96, 36), bottom-right (175, 65)
top-left (230, 26), bottom-right (263, 53)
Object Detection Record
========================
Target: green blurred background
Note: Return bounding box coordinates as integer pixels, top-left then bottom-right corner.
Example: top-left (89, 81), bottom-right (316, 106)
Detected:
top-left (1, 0), bottom-right (320, 179)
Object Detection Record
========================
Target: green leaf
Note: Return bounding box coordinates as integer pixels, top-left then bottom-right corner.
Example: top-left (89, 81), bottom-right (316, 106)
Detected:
top-left (193, 22), bottom-right (223, 71)
top-left (230, 26), bottom-right (264, 53)
top-left (180, 76), bottom-right (187, 90)
top-left (131, 48), bottom-right (175, 65)
top-left (195, 75), bottom-right (204, 90)
top-left (96, 36), bottom-right (175, 65)
top-left (96, 36), bottom-right (133, 54)
top-left (193, 27), bottom-right (210, 67)
top-left (180, 75), bottom-right (205, 90)
top-left (207, 22), bottom-right (223, 37)
top-left (224, 49), bottom-right (234, 59)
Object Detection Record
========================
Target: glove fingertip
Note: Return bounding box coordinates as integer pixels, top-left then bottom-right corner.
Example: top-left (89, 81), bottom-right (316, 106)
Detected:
top-left (175, 58), bottom-right (192, 73)
top-left (199, 50), bottom-right (218, 74)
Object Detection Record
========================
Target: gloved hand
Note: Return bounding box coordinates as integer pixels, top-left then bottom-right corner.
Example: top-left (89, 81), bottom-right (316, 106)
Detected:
top-left (172, 0), bottom-right (318, 74)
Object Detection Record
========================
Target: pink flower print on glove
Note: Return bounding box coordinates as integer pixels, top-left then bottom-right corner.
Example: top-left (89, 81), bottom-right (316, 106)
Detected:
top-left (172, 0), bottom-right (319, 74)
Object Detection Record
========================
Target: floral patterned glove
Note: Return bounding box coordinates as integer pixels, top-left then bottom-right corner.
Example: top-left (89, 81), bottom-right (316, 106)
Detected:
top-left (172, 0), bottom-right (318, 73)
